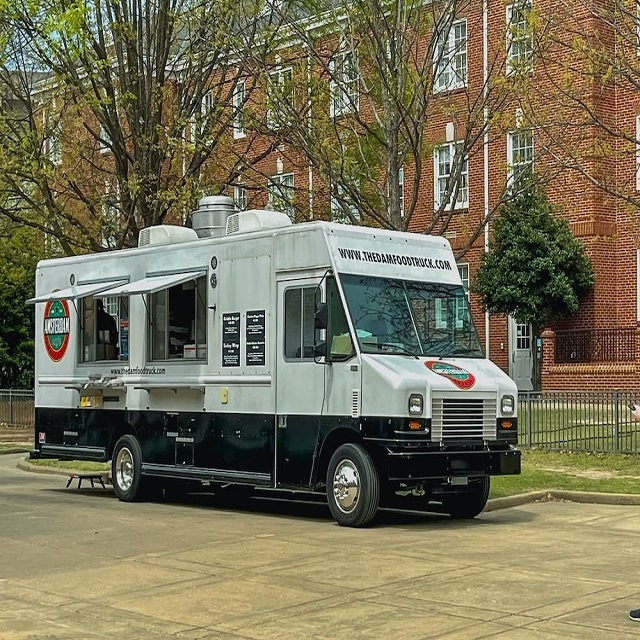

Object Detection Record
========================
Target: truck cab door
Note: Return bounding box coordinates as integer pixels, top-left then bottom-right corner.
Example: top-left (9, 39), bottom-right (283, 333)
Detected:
top-left (275, 277), bottom-right (326, 488)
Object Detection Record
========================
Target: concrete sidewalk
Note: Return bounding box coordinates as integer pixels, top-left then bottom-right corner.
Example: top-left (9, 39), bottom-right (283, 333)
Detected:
top-left (2, 452), bottom-right (640, 639)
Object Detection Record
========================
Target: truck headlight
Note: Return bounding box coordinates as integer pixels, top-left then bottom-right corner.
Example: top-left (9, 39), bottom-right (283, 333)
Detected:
top-left (408, 393), bottom-right (423, 416)
top-left (501, 395), bottom-right (515, 416)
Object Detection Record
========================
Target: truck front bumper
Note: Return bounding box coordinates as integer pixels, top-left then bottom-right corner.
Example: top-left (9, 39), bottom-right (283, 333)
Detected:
top-left (383, 446), bottom-right (521, 482)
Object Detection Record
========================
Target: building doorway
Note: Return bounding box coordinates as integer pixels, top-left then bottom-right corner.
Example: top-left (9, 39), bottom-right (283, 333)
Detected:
top-left (509, 318), bottom-right (533, 391)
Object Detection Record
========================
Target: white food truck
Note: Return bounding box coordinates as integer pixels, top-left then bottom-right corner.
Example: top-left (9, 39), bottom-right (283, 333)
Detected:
top-left (30, 196), bottom-right (520, 527)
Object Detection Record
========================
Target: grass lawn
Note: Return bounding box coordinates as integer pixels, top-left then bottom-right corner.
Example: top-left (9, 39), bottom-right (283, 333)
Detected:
top-left (490, 449), bottom-right (640, 498)
top-left (27, 458), bottom-right (109, 472)
top-left (0, 442), bottom-right (30, 451)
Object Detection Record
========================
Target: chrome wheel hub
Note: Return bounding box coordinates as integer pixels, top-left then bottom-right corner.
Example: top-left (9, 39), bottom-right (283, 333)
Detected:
top-left (332, 459), bottom-right (360, 514)
top-left (115, 446), bottom-right (134, 492)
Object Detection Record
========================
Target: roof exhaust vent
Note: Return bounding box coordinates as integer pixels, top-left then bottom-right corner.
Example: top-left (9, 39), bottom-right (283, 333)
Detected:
top-left (191, 195), bottom-right (236, 238)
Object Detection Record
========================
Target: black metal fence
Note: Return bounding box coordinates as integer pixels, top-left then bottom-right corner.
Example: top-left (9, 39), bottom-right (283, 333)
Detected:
top-left (519, 391), bottom-right (640, 453)
top-left (555, 328), bottom-right (636, 363)
top-left (3, 389), bottom-right (640, 454)
top-left (0, 389), bottom-right (35, 427)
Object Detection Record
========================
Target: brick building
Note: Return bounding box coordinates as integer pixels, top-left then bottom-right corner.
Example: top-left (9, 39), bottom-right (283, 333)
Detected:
top-left (210, 0), bottom-right (640, 392)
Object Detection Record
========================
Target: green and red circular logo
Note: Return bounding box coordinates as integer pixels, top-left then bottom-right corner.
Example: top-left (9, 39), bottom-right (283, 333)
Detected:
top-left (43, 299), bottom-right (71, 362)
top-left (425, 361), bottom-right (476, 389)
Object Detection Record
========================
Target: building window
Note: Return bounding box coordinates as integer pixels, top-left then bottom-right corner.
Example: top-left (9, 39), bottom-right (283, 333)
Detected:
top-left (234, 182), bottom-right (247, 210)
top-left (330, 48), bottom-right (358, 117)
top-left (434, 142), bottom-right (469, 210)
top-left (506, 1), bottom-right (533, 75)
top-left (267, 66), bottom-right (293, 129)
top-left (101, 184), bottom-right (119, 249)
top-left (456, 263), bottom-right (470, 328)
top-left (507, 128), bottom-right (533, 184)
top-left (150, 276), bottom-right (207, 360)
top-left (47, 125), bottom-right (62, 165)
top-left (194, 91), bottom-right (214, 143)
top-left (233, 80), bottom-right (246, 139)
top-left (330, 181), bottom-right (360, 222)
top-left (284, 287), bottom-right (315, 359)
top-left (435, 19), bottom-right (467, 92)
top-left (268, 173), bottom-right (294, 220)
top-left (98, 122), bottom-right (111, 154)
top-left (81, 296), bottom-right (129, 362)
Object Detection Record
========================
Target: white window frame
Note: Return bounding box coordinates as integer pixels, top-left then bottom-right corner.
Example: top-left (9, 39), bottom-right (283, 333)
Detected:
top-left (435, 19), bottom-right (468, 92)
top-left (330, 48), bottom-right (359, 117)
top-left (233, 79), bottom-right (246, 139)
top-left (234, 179), bottom-right (247, 210)
top-left (434, 141), bottom-right (469, 210)
top-left (507, 128), bottom-right (534, 184)
top-left (330, 181), bottom-right (360, 222)
top-left (101, 180), bottom-right (119, 249)
top-left (98, 122), bottom-right (111, 154)
top-left (267, 66), bottom-right (293, 129)
top-left (193, 91), bottom-right (214, 144)
top-left (456, 263), bottom-right (470, 329)
top-left (268, 173), bottom-right (295, 220)
top-left (506, 1), bottom-right (533, 75)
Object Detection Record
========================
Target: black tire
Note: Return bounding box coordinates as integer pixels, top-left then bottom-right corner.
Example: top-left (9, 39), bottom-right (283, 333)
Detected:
top-left (326, 443), bottom-right (380, 527)
top-left (442, 477), bottom-right (490, 519)
top-left (111, 434), bottom-right (146, 501)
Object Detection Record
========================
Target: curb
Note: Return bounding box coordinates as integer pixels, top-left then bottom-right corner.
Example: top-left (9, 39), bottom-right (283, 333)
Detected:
top-left (13, 455), bottom-right (640, 510)
top-left (16, 455), bottom-right (110, 484)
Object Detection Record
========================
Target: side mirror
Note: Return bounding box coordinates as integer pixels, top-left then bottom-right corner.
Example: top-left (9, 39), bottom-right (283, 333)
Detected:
top-left (315, 303), bottom-right (327, 330)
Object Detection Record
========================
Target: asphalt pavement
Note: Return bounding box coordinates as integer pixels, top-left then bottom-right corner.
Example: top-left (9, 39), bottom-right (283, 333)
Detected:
top-left (2, 452), bottom-right (640, 639)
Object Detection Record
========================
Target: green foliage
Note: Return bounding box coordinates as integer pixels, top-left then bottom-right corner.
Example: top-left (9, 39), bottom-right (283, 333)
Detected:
top-left (0, 224), bottom-right (40, 388)
top-left (473, 175), bottom-right (594, 329)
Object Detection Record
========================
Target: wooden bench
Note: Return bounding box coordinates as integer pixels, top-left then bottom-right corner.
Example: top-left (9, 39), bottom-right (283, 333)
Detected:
top-left (65, 472), bottom-right (108, 490)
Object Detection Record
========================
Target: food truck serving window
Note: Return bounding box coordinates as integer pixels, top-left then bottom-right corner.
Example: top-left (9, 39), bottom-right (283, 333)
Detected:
top-left (81, 296), bottom-right (129, 362)
top-left (150, 276), bottom-right (207, 360)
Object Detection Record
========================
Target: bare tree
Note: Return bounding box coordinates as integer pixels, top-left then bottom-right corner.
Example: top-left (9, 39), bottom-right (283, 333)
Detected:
top-left (0, 0), bottom-right (280, 254)
top-left (517, 0), bottom-right (640, 214)
top-left (251, 0), bottom-right (553, 254)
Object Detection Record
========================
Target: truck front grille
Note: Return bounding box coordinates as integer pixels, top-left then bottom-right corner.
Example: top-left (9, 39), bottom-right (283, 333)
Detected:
top-left (431, 396), bottom-right (497, 441)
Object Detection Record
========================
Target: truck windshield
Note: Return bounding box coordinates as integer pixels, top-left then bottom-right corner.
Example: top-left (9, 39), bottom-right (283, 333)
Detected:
top-left (339, 274), bottom-right (483, 358)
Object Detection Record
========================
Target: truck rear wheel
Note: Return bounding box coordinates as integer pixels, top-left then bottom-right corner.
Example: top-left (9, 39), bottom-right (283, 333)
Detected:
top-left (112, 435), bottom-right (146, 501)
top-left (442, 477), bottom-right (490, 519)
top-left (326, 443), bottom-right (380, 527)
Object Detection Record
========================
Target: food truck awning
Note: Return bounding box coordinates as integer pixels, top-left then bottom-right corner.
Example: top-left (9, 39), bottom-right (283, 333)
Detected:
top-left (101, 270), bottom-right (206, 296)
top-left (27, 279), bottom-right (128, 304)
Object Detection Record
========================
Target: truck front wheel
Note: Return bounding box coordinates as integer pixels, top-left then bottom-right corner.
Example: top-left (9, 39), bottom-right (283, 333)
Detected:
top-left (112, 435), bottom-right (146, 501)
top-left (326, 443), bottom-right (380, 527)
top-left (442, 477), bottom-right (490, 519)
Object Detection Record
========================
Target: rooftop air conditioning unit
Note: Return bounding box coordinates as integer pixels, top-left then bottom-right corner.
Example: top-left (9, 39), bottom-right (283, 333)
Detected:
top-left (226, 210), bottom-right (292, 236)
top-left (138, 225), bottom-right (198, 247)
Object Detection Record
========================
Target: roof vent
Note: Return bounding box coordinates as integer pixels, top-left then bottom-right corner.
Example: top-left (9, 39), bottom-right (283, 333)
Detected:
top-left (191, 195), bottom-right (236, 238)
top-left (226, 209), bottom-right (292, 235)
top-left (138, 225), bottom-right (198, 247)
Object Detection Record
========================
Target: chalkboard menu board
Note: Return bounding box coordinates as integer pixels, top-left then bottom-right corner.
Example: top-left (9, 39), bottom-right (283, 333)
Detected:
top-left (246, 310), bottom-right (266, 366)
top-left (222, 312), bottom-right (240, 367)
